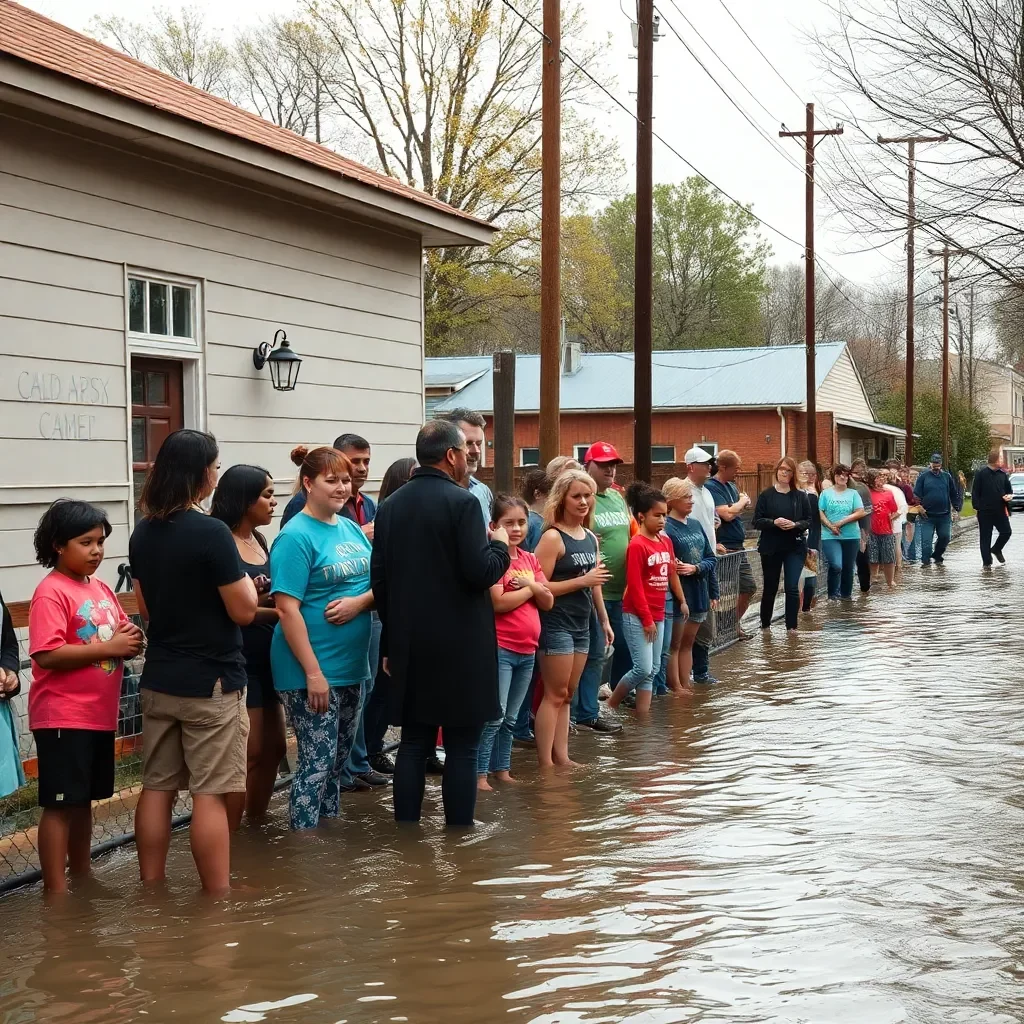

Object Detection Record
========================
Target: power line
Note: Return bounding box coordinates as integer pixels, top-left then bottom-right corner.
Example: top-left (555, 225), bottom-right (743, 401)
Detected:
top-left (714, 0), bottom-right (804, 104)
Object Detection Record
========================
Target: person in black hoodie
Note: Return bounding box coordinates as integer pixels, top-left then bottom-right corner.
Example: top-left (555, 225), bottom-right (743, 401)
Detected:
top-left (971, 450), bottom-right (1013, 566)
top-left (753, 457), bottom-right (813, 634)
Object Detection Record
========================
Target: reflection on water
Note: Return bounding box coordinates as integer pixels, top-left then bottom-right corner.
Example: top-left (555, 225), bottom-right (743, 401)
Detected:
top-left (3, 531), bottom-right (1024, 1024)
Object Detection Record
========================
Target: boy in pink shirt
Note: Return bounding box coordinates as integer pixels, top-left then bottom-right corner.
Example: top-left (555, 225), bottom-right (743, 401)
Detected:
top-left (29, 500), bottom-right (144, 891)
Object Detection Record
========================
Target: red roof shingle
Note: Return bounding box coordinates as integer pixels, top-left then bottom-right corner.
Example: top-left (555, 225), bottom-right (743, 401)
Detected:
top-left (0, 0), bottom-right (491, 230)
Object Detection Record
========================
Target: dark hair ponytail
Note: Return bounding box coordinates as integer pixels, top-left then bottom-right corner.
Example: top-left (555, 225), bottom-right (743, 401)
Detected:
top-left (626, 481), bottom-right (666, 518)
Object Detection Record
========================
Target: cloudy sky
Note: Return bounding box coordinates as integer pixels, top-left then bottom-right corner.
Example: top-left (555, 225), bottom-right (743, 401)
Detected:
top-left (27, 0), bottom-right (903, 287)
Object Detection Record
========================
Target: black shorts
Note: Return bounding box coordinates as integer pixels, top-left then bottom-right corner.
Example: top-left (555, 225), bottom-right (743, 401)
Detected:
top-left (245, 674), bottom-right (280, 709)
top-left (33, 729), bottom-right (115, 809)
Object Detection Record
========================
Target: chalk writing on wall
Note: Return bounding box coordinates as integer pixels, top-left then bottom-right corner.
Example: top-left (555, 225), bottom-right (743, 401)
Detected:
top-left (17, 371), bottom-right (112, 441)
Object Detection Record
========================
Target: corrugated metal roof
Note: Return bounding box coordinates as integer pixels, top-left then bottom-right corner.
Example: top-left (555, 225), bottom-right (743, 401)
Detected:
top-left (428, 343), bottom-right (849, 414)
top-left (423, 363), bottom-right (490, 388)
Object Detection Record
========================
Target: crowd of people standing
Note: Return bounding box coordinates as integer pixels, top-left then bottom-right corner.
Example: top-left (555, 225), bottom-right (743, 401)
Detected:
top-left (4, 401), bottom-right (1002, 894)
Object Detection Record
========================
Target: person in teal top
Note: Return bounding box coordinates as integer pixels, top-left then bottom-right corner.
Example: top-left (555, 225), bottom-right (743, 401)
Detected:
top-left (818, 464), bottom-right (867, 599)
top-left (270, 444), bottom-right (374, 830)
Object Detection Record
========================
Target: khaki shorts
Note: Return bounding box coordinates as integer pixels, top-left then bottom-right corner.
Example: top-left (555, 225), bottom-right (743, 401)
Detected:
top-left (141, 681), bottom-right (249, 795)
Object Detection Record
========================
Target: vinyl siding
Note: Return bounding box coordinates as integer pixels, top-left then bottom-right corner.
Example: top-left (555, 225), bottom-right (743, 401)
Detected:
top-left (0, 113), bottom-right (424, 599)
top-left (816, 347), bottom-right (875, 422)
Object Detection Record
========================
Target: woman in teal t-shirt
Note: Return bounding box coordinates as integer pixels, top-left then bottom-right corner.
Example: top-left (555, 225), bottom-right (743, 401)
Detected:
top-left (818, 464), bottom-right (866, 600)
top-left (270, 445), bottom-right (373, 830)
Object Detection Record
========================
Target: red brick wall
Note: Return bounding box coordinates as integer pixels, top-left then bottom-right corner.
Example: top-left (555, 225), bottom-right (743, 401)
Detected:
top-left (783, 411), bottom-right (837, 467)
top-left (485, 409), bottom-right (787, 467)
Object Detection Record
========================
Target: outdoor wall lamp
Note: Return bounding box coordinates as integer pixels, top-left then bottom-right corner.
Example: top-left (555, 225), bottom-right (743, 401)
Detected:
top-left (253, 329), bottom-right (302, 391)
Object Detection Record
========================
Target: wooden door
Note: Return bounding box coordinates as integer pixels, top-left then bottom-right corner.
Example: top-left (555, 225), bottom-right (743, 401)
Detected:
top-left (131, 357), bottom-right (184, 506)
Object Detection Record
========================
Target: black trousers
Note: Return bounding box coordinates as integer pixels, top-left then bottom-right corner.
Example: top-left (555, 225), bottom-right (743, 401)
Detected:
top-left (364, 664), bottom-right (391, 757)
top-left (856, 542), bottom-right (872, 592)
top-left (394, 722), bottom-right (482, 827)
top-left (759, 549), bottom-right (805, 630)
top-left (978, 509), bottom-right (1012, 565)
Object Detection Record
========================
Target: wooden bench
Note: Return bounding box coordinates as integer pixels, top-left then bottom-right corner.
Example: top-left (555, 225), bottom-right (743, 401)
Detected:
top-left (6, 592), bottom-right (140, 630)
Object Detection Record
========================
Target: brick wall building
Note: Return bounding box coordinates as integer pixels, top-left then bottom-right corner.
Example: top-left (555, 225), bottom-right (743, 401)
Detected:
top-left (427, 343), bottom-right (905, 471)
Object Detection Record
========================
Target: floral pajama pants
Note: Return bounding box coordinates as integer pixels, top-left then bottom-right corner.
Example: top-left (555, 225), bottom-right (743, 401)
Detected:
top-left (281, 684), bottom-right (363, 831)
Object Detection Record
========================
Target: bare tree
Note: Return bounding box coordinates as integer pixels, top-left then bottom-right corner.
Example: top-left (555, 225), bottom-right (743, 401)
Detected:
top-left (816, 0), bottom-right (1024, 286)
top-left (90, 6), bottom-right (234, 96)
top-left (303, 0), bottom-right (622, 352)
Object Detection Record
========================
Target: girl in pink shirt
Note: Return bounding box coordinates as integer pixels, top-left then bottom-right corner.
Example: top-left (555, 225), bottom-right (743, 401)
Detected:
top-left (28, 500), bottom-right (144, 892)
top-left (478, 496), bottom-right (552, 790)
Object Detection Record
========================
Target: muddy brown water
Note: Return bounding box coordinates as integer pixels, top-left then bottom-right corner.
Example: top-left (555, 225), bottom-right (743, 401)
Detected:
top-left (2, 528), bottom-right (1023, 1024)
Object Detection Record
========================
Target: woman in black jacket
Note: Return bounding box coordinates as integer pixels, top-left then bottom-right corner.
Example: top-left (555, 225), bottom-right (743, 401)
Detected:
top-left (753, 457), bottom-right (813, 634)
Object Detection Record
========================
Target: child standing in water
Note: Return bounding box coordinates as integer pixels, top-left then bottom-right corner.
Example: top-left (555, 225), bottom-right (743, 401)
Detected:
top-left (607, 484), bottom-right (685, 713)
top-left (29, 500), bottom-right (144, 892)
top-left (478, 495), bottom-right (553, 790)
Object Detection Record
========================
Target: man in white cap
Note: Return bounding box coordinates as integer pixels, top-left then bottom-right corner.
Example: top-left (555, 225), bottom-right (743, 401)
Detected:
top-left (684, 447), bottom-right (719, 684)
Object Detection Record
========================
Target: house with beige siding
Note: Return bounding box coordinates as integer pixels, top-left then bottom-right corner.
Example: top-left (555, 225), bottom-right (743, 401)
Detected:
top-left (0, 1), bottom-right (493, 600)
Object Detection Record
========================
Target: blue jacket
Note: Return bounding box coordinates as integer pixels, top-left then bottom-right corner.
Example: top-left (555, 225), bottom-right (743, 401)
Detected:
top-left (913, 468), bottom-right (961, 517)
top-left (664, 516), bottom-right (720, 615)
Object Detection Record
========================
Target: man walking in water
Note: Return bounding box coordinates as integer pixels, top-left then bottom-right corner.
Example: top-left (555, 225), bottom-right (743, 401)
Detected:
top-left (914, 453), bottom-right (962, 565)
top-left (971, 449), bottom-right (1013, 566)
top-left (371, 419), bottom-right (510, 828)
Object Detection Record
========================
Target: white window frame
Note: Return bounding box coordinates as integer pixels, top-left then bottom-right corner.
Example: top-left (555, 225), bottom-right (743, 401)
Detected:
top-left (651, 444), bottom-right (676, 464)
top-left (127, 271), bottom-right (201, 353)
top-left (124, 267), bottom-right (207, 524)
top-left (693, 441), bottom-right (718, 458)
top-left (520, 447), bottom-right (541, 467)
top-left (574, 444), bottom-right (591, 464)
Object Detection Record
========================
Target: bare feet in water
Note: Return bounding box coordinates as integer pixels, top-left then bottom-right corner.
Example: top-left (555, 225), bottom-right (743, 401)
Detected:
top-left (477, 776), bottom-right (493, 792)
top-left (493, 771), bottom-right (518, 784)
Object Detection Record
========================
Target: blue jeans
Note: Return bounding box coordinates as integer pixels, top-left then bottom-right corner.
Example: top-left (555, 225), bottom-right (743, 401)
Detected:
top-left (918, 514), bottom-right (952, 562)
top-left (652, 600), bottom-right (674, 695)
top-left (477, 648), bottom-right (535, 775)
top-left (512, 670), bottom-right (536, 739)
top-left (281, 684), bottom-right (363, 830)
top-left (572, 607), bottom-right (605, 724)
top-left (616, 613), bottom-right (664, 693)
top-left (822, 537), bottom-right (859, 598)
top-left (903, 522), bottom-right (921, 562)
top-left (339, 612), bottom-right (381, 783)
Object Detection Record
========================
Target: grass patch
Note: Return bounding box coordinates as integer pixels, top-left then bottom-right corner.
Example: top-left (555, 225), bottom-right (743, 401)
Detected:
top-left (961, 497), bottom-right (975, 518)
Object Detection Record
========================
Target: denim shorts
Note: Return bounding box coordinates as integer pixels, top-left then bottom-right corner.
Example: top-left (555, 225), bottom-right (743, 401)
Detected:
top-left (538, 623), bottom-right (590, 656)
top-left (687, 609), bottom-right (708, 624)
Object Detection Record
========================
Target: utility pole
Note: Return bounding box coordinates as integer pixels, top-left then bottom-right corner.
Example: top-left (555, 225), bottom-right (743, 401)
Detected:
top-left (539, 0), bottom-right (561, 466)
top-left (877, 132), bottom-right (949, 462)
top-left (492, 351), bottom-right (516, 495)
top-left (633, 0), bottom-right (655, 483)
top-left (781, 104), bottom-right (842, 465)
top-left (928, 246), bottom-right (956, 467)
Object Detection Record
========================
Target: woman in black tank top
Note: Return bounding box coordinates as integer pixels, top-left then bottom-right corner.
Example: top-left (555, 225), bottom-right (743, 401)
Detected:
top-left (534, 470), bottom-right (612, 769)
top-left (211, 465), bottom-right (287, 822)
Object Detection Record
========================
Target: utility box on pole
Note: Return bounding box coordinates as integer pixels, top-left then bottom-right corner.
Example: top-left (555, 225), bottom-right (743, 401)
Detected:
top-left (492, 351), bottom-right (516, 496)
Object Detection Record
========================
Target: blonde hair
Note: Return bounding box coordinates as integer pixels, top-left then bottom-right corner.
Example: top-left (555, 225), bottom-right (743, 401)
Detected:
top-left (546, 455), bottom-right (581, 479)
top-left (662, 476), bottom-right (694, 503)
top-left (797, 459), bottom-right (819, 492)
top-left (542, 469), bottom-right (595, 532)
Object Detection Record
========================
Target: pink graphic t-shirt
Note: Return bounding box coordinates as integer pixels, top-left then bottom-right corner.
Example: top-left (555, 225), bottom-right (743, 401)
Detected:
top-left (495, 549), bottom-right (547, 655)
top-left (28, 572), bottom-right (128, 732)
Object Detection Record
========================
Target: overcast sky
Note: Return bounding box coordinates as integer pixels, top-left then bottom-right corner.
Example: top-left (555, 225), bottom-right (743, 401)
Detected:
top-left (28, 0), bottom-right (902, 287)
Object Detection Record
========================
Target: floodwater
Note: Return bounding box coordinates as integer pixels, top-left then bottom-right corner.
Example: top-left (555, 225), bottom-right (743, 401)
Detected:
top-left (2, 526), bottom-right (1023, 1024)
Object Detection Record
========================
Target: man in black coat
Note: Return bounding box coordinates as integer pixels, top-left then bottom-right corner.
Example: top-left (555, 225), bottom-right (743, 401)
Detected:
top-left (371, 418), bottom-right (510, 827)
top-left (972, 449), bottom-right (1013, 566)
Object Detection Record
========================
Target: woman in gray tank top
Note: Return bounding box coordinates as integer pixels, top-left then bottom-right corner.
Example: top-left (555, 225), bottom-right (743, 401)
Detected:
top-left (534, 470), bottom-right (612, 770)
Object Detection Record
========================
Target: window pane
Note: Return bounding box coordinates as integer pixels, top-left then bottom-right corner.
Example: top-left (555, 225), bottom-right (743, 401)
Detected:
top-left (651, 445), bottom-right (675, 463)
top-left (133, 468), bottom-right (149, 512)
top-left (131, 417), bottom-right (146, 463)
top-left (520, 448), bottom-right (540, 466)
top-left (149, 283), bottom-right (168, 335)
top-left (129, 279), bottom-right (145, 333)
top-left (172, 286), bottom-right (192, 338)
top-left (131, 370), bottom-right (144, 405)
top-left (146, 372), bottom-right (167, 406)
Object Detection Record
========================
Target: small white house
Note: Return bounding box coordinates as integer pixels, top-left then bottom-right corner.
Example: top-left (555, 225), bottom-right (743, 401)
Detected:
top-left (0, 2), bottom-right (494, 599)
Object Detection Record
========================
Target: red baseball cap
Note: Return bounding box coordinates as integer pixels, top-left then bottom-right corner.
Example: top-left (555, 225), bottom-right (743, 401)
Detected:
top-left (583, 441), bottom-right (623, 464)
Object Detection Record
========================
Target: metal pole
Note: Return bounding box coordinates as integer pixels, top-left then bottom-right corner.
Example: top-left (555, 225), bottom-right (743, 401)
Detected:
top-left (942, 248), bottom-right (950, 467)
top-left (539, 0), bottom-right (561, 467)
top-left (804, 102), bottom-right (817, 465)
top-left (633, 0), bottom-right (654, 483)
top-left (492, 351), bottom-right (516, 494)
top-left (906, 141), bottom-right (916, 463)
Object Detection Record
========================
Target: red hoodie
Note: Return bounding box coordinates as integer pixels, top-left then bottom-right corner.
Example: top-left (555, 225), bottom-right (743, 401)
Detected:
top-left (622, 532), bottom-right (675, 628)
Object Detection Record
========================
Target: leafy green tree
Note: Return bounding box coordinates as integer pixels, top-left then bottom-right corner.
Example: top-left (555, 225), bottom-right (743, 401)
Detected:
top-left (877, 386), bottom-right (991, 472)
top-left (597, 178), bottom-right (770, 350)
